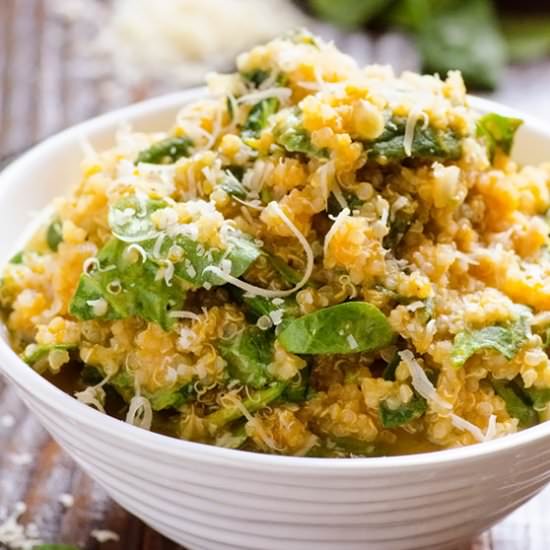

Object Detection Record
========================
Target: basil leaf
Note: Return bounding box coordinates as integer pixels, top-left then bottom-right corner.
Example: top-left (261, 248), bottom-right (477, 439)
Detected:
top-left (379, 395), bottom-right (427, 428)
top-left (218, 326), bottom-right (274, 389)
top-left (135, 137), bottom-right (193, 165)
top-left (242, 98), bottom-right (279, 139)
top-left (278, 302), bottom-right (394, 355)
top-left (476, 113), bottom-right (523, 160)
top-left (451, 318), bottom-right (529, 368)
top-left (22, 343), bottom-right (76, 365)
top-left (69, 238), bottom-right (185, 331)
top-left (206, 382), bottom-right (286, 430)
top-left (367, 118), bottom-right (462, 162)
top-left (491, 379), bottom-right (538, 428)
top-left (46, 218), bottom-right (63, 251)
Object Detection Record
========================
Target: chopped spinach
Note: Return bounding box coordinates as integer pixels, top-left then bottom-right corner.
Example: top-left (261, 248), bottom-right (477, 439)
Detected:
top-left (379, 395), bottom-right (427, 428)
top-left (206, 381), bottom-right (287, 430)
top-left (21, 343), bottom-right (76, 366)
top-left (278, 301), bottom-right (394, 355)
top-left (216, 423), bottom-right (249, 449)
top-left (367, 118), bottom-right (462, 162)
top-left (283, 367), bottom-right (310, 403)
top-left (476, 112), bottom-right (523, 160)
top-left (109, 195), bottom-right (166, 242)
top-left (241, 294), bottom-right (299, 322)
top-left (383, 201), bottom-right (416, 249)
top-left (103, 369), bottom-right (194, 411)
top-left (219, 171), bottom-right (248, 199)
top-left (135, 136), bottom-right (193, 165)
top-left (46, 218), bottom-right (63, 251)
top-left (73, 197), bottom-right (261, 329)
top-left (241, 69), bottom-right (271, 88)
top-left (9, 251), bottom-right (24, 264)
top-left (491, 378), bottom-right (538, 428)
top-left (451, 318), bottom-right (529, 368)
top-left (265, 253), bottom-right (304, 287)
top-left (383, 353), bottom-right (400, 381)
top-left (273, 110), bottom-right (328, 158)
top-left (218, 326), bottom-right (274, 389)
top-left (70, 238), bottom-right (185, 330)
top-left (242, 98), bottom-right (279, 139)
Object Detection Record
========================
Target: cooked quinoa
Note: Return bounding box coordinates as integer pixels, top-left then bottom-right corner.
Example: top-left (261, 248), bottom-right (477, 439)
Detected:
top-left (3, 30), bottom-right (550, 457)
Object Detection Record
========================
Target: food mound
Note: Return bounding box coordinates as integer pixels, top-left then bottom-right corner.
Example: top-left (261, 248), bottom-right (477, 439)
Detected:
top-left (3, 30), bottom-right (550, 457)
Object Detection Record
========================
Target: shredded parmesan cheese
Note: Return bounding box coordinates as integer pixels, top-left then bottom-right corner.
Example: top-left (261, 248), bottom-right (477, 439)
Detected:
top-left (91, 529), bottom-right (120, 543)
top-left (168, 310), bottom-right (200, 321)
top-left (403, 106), bottom-right (425, 157)
top-left (125, 395), bottom-right (153, 430)
top-left (399, 350), bottom-right (451, 411)
top-left (204, 201), bottom-right (313, 298)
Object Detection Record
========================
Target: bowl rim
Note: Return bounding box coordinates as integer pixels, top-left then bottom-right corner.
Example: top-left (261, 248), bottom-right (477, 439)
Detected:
top-left (1, 88), bottom-right (549, 472)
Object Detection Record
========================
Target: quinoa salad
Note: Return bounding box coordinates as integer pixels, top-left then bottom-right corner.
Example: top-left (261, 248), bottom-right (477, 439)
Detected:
top-left (3, 30), bottom-right (550, 457)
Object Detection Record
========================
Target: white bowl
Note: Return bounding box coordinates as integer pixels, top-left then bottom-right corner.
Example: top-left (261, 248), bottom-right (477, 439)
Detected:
top-left (1, 90), bottom-right (550, 550)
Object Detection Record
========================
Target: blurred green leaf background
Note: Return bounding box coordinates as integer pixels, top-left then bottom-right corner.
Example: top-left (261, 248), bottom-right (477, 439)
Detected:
top-left (307, 0), bottom-right (550, 90)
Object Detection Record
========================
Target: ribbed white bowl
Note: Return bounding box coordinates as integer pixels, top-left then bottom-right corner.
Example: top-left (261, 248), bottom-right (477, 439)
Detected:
top-left (1, 90), bottom-right (550, 550)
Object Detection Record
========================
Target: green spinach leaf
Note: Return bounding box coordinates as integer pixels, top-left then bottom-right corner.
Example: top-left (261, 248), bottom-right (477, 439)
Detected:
top-left (367, 118), bottom-right (462, 162)
top-left (273, 111), bottom-right (328, 158)
top-left (219, 171), bottom-right (248, 199)
top-left (379, 395), bottom-right (427, 428)
top-left (46, 218), bottom-right (63, 251)
top-left (242, 98), bottom-right (279, 139)
top-left (240, 69), bottom-right (271, 88)
top-left (278, 301), bottom-right (394, 355)
top-left (451, 318), bottom-right (529, 368)
top-left (206, 382), bottom-right (287, 430)
top-left (218, 326), bottom-right (274, 389)
top-left (308, 0), bottom-right (389, 28)
top-left (491, 379), bottom-right (538, 428)
top-left (22, 343), bottom-right (77, 365)
top-left (135, 137), bottom-right (193, 165)
top-left (415, 0), bottom-right (506, 91)
top-left (476, 112), bottom-right (523, 160)
top-left (69, 238), bottom-right (185, 330)
top-left (10, 251), bottom-right (24, 264)
top-left (102, 369), bottom-right (194, 411)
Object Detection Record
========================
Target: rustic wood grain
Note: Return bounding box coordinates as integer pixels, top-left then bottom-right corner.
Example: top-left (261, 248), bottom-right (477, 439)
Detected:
top-left (0, 1), bottom-right (549, 548)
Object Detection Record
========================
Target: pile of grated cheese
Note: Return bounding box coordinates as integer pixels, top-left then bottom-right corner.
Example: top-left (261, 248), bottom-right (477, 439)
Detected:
top-left (54, 0), bottom-right (309, 87)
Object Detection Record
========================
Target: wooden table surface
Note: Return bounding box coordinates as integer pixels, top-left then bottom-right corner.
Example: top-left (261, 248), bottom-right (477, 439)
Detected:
top-left (1, 1), bottom-right (550, 548)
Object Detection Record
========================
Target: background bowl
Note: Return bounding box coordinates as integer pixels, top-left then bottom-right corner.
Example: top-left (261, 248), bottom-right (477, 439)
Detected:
top-left (0, 90), bottom-right (549, 550)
